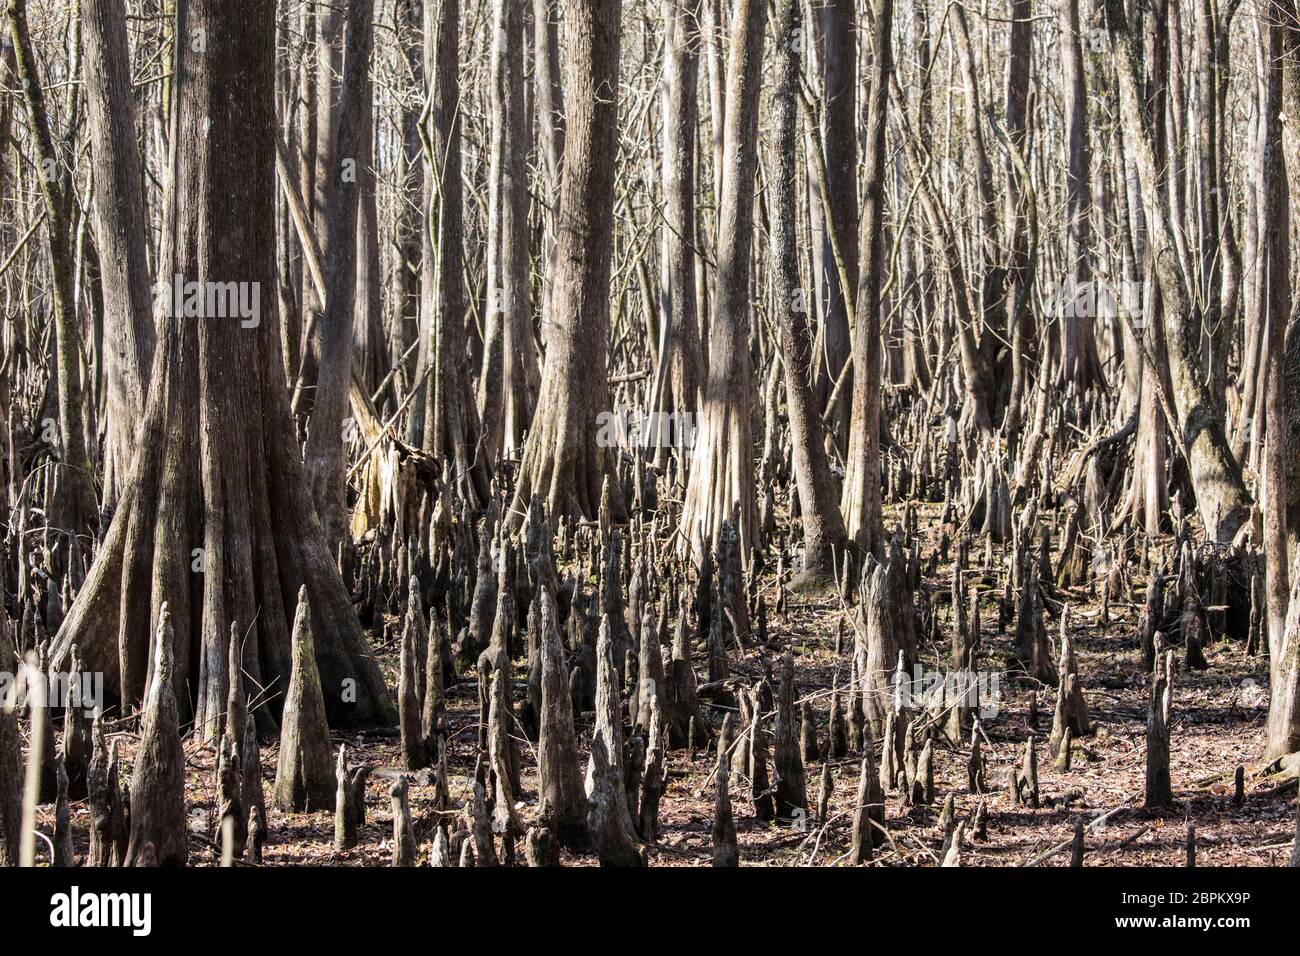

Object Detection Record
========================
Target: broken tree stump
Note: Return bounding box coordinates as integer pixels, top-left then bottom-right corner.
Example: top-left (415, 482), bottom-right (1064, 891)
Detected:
top-left (712, 714), bottom-right (739, 868)
top-left (1145, 642), bottom-right (1175, 811)
top-left (390, 775), bottom-right (418, 866)
top-left (333, 744), bottom-right (371, 852)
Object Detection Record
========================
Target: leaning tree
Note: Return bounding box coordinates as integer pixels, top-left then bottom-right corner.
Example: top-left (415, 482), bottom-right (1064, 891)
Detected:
top-left (770, 0), bottom-right (847, 580)
top-left (48, 0), bottom-right (393, 729)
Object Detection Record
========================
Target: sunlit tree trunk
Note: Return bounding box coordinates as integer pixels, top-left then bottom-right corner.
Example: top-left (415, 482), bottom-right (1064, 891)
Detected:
top-left (839, 0), bottom-right (893, 559)
top-left (680, 0), bottom-right (768, 564)
top-left (510, 0), bottom-right (626, 525)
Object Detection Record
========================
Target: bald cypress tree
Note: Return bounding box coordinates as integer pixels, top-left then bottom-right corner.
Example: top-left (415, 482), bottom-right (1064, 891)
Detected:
top-left (49, 0), bottom-right (393, 728)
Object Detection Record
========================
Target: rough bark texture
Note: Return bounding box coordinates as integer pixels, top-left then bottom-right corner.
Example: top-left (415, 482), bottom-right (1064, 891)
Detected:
top-left (48, 0), bottom-right (394, 730)
top-left (680, 0), bottom-right (768, 565)
top-left (408, 0), bottom-right (489, 505)
top-left (712, 714), bottom-right (739, 866)
top-left (478, 0), bottom-right (539, 460)
top-left (586, 615), bottom-right (643, 865)
top-left (1105, 0), bottom-right (1252, 544)
top-left (771, 0), bottom-right (848, 579)
top-left (656, 0), bottom-right (704, 442)
top-left (538, 583), bottom-right (588, 848)
top-left (839, 0), bottom-right (893, 558)
top-left (510, 0), bottom-right (626, 527)
top-left (303, 0), bottom-right (376, 550)
top-left (6, 0), bottom-right (97, 536)
top-left (81, 0), bottom-right (155, 507)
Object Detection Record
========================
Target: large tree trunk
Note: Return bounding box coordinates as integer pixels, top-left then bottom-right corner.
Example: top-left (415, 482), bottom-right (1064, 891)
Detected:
top-left (532, 0), bottom-right (565, 344)
top-left (771, 0), bottom-right (846, 580)
top-left (290, 0), bottom-right (318, 384)
top-left (392, 0), bottom-right (423, 403)
top-left (82, 0), bottom-right (155, 510)
top-left (289, 0), bottom-right (344, 404)
top-left (1266, 0), bottom-right (1300, 760)
top-left (1121, 2), bottom-right (1171, 536)
top-left (49, 0), bottom-right (394, 730)
top-left (1001, 0), bottom-right (1034, 439)
top-left (680, 0), bottom-right (768, 564)
top-left (1058, 0), bottom-right (1105, 392)
top-left (510, 0), bottom-right (626, 526)
top-left (839, 0), bottom-right (893, 559)
top-left (533, 0), bottom-right (564, 191)
top-left (312, 1), bottom-right (344, 258)
top-left (353, 49), bottom-right (386, 404)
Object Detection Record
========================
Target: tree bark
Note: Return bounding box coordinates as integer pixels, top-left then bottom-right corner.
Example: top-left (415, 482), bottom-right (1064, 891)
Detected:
top-left (680, 0), bottom-right (768, 564)
top-left (1105, 0), bottom-right (1252, 544)
top-left (772, 0), bottom-right (847, 579)
top-left (1058, 0), bottom-right (1106, 391)
top-left (479, 0), bottom-right (539, 461)
top-left (510, 0), bottom-right (626, 527)
top-left (652, 0), bottom-right (704, 455)
top-left (303, 0), bottom-right (375, 551)
top-left (82, 0), bottom-right (155, 509)
top-left (49, 0), bottom-right (394, 729)
top-left (839, 0), bottom-right (893, 559)
top-left (409, 0), bottom-right (489, 506)
top-left (7, 0), bottom-right (98, 538)
top-left (813, 0), bottom-right (857, 452)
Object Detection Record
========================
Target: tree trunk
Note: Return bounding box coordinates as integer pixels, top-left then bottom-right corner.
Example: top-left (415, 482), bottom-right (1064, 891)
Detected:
top-left (771, 0), bottom-right (847, 580)
top-left (813, 0), bottom-right (857, 452)
top-left (409, 0), bottom-right (489, 505)
top-left (1002, 0), bottom-right (1034, 434)
top-left (1264, 2), bottom-right (1295, 759)
top-left (839, 0), bottom-right (893, 559)
top-left (1105, 0), bottom-right (1251, 544)
top-left (7, 0), bottom-right (98, 538)
top-left (1058, 0), bottom-right (1105, 392)
top-left (49, 0), bottom-right (394, 730)
top-left (680, 0), bottom-right (768, 564)
top-left (479, 0), bottom-right (539, 462)
top-left (303, 0), bottom-right (375, 551)
top-left (510, 0), bottom-right (626, 527)
top-left (652, 0), bottom-right (704, 455)
top-left (82, 0), bottom-right (155, 509)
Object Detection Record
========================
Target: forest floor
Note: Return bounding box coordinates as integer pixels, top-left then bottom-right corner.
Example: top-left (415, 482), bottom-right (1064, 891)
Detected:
top-left (33, 500), bottom-right (1300, 867)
